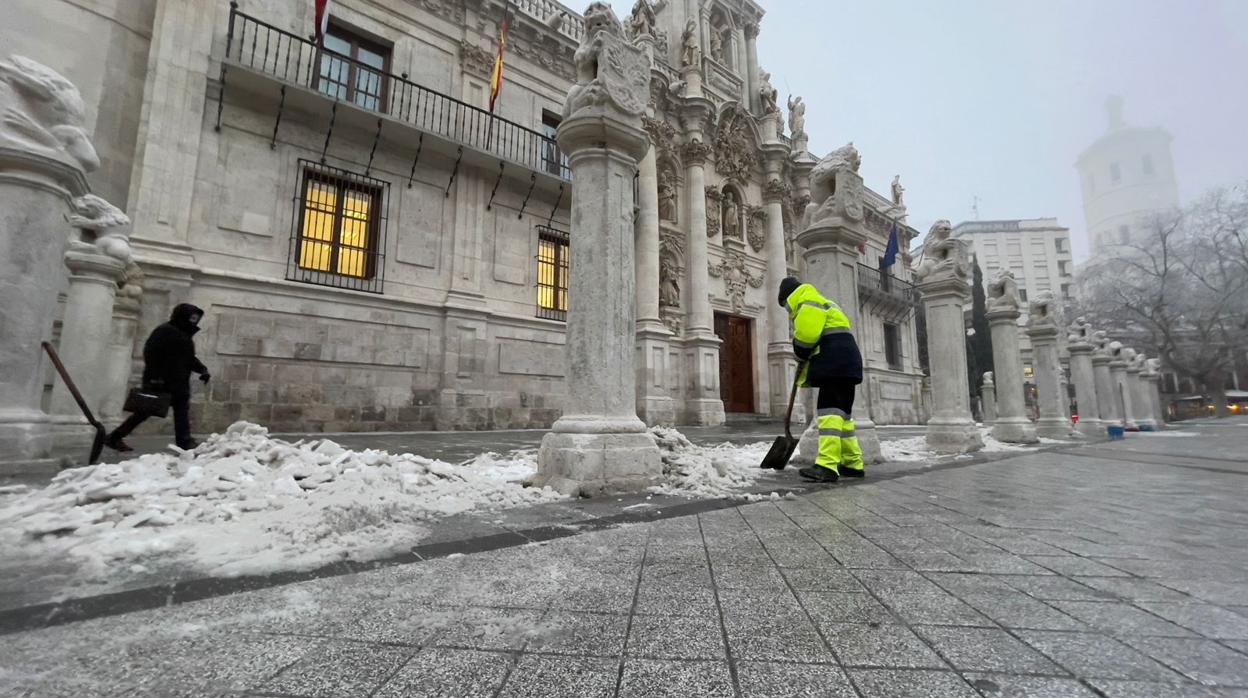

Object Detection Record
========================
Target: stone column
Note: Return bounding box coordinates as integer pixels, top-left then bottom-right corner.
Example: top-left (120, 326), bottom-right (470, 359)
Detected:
top-left (100, 268), bottom-right (144, 423)
top-left (534, 10), bottom-right (661, 496)
top-left (1108, 343), bottom-right (1136, 429)
top-left (1129, 356), bottom-right (1157, 431)
top-left (1067, 340), bottom-right (1103, 438)
top-left (981, 372), bottom-right (998, 425)
top-left (634, 141), bottom-right (676, 425)
top-left (0, 55), bottom-right (99, 474)
top-left (744, 22), bottom-right (760, 113)
top-left (1027, 318), bottom-right (1075, 439)
top-left (1092, 336), bottom-right (1117, 425)
top-left (761, 156), bottom-right (797, 421)
top-left (677, 82), bottom-right (725, 426)
top-left (916, 222), bottom-right (983, 454)
top-left (987, 303), bottom-right (1038, 443)
top-left (793, 152), bottom-right (887, 462)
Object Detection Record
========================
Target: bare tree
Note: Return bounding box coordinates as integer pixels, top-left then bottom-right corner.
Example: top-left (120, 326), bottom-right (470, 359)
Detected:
top-left (1074, 183), bottom-right (1248, 417)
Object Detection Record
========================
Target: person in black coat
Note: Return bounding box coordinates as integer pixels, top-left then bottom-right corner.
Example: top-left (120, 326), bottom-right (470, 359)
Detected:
top-left (106, 303), bottom-right (211, 452)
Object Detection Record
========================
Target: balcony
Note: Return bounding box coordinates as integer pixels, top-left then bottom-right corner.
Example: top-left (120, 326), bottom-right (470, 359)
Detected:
top-left (857, 263), bottom-right (920, 322)
top-left (219, 8), bottom-right (570, 183)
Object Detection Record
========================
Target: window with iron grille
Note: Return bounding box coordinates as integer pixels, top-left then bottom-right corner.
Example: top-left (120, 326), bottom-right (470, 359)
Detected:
top-left (536, 226), bottom-right (569, 321)
top-left (289, 160), bottom-right (389, 294)
top-left (883, 322), bottom-right (903, 371)
top-left (318, 25), bottom-right (390, 113)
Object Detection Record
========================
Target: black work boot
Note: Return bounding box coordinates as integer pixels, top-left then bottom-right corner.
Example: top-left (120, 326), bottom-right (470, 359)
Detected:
top-left (799, 466), bottom-right (839, 483)
top-left (104, 436), bottom-right (134, 453)
top-left (839, 467), bottom-right (865, 479)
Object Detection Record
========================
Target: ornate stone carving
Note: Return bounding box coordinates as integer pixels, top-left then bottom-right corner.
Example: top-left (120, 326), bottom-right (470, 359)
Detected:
top-left (915, 220), bottom-right (973, 284)
top-left (986, 269), bottom-right (1021, 312)
top-left (1067, 316), bottom-right (1093, 344)
top-left (627, 0), bottom-right (658, 39)
top-left (891, 174), bottom-right (905, 206)
top-left (118, 260), bottom-right (144, 302)
top-left (763, 178), bottom-right (786, 203)
top-left (704, 186), bottom-right (722, 237)
top-left (709, 30), bottom-right (724, 62)
top-left (713, 107), bottom-right (755, 183)
top-left (563, 4), bottom-right (649, 119)
top-left (1025, 290), bottom-right (1060, 332)
top-left (659, 228), bottom-right (684, 309)
top-left (709, 252), bottom-right (764, 313)
top-left (744, 22), bottom-right (759, 40)
top-left (747, 206), bottom-right (766, 253)
top-left (680, 139), bottom-right (712, 165)
top-left (1092, 330), bottom-right (1111, 356)
top-left (643, 115), bottom-right (677, 159)
top-left (680, 19), bottom-right (700, 68)
top-left (821, 142), bottom-right (862, 173)
top-left (786, 95), bottom-right (806, 141)
top-left (758, 69), bottom-right (779, 115)
top-left (0, 54), bottom-right (99, 172)
top-left (657, 166), bottom-right (678, 222)
top-left (67, 194), bottom-right (132, 263)
top-left (459, 41), bottom-right (494, 81)
top-left (722, 192), bottom-right (740, 241)
top-left (804, 143), bottom-right (864, 227)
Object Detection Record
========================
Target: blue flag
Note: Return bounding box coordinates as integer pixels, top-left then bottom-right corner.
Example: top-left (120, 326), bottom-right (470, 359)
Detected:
top-left (882, 222), bottom-right (900, 268)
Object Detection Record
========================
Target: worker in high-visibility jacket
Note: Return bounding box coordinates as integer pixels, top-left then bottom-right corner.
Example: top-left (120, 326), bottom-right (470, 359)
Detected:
top-left (778, 276), bottom-right (865, 482)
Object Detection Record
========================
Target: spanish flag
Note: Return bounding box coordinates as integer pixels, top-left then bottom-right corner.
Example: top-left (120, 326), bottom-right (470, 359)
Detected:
top-left (314, 0), bottom-right (332, 46)
top-left (488, 5), bottom-right (511, 113)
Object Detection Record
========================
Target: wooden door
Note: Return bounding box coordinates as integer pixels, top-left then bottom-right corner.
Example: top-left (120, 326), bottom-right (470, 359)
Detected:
top-left (715, 313), bottom-right (755, 413)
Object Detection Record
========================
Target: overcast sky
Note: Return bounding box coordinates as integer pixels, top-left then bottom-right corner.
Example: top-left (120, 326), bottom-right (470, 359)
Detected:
top-left (745, 0), bottom-right (1248, 260)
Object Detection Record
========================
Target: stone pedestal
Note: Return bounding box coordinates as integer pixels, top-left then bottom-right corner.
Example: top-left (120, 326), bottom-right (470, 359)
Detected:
top-left (0, 54), bottom-right (100, 474)
top-left (1027, 323), bottom-right (1076, 440)
top-left (534, 20), bottom-right (661, 496)
top-left (794, 219), bottom-right (883, 463)
top-left (1092, 352), bottom-right (1117, 425)
top-left (981, 373), bottom-right (998, 425)
top-left (100, 291), bottom-right (142, 423)
top-left (1108, 347), bottom-right (1136, 430)
top-left (1144, 368), bottom-right (1166, 427)
top-left (1129, 363), bottom-right (1157, 431)
top-left (987, 308), bottom-right (1037, 443)
top-left (1068, 342), bottom-right (1103, 438)
top-left (918, 273), bottom-right (984, 454)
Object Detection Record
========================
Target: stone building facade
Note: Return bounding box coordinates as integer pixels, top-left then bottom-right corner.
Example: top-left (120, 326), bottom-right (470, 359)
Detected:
top-left (12, 0), bottom-right (926, 435)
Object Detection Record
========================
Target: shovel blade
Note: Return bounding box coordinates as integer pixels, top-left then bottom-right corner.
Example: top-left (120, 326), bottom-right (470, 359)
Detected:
top-left (759, 435), bottom-right (799, 470)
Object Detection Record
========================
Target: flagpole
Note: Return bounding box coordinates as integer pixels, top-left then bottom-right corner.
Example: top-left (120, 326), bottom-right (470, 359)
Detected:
top-left (486, 0), bottom-right (512, 153)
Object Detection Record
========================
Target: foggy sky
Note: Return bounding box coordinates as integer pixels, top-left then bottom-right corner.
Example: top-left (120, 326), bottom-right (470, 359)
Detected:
top-left (747, 0), bottom-right (1248, 261)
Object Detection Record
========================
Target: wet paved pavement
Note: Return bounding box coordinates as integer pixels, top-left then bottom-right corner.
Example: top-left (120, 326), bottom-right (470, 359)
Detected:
top-left (4, 419), bottom-right (1248, 697)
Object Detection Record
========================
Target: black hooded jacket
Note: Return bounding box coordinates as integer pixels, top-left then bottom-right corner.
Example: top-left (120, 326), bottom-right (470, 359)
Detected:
top-left (141, 303), bottom-right (208, 396)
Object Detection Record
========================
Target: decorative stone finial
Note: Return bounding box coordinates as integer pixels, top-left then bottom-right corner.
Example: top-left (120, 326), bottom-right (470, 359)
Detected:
top-left (0, 55), bottom-right (99, 173)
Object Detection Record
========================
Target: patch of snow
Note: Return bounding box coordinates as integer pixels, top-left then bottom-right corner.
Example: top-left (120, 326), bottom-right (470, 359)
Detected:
top-left (647, 428), bottom-right (775, 499)
top-left (980, 434), bottom-right (1041, 452)
top-left (1138, 431), bottom-right (1200, 437)
top-left (0, 422), bottom-right (563, 585)
top-left (880, 436), bottom-right (932, 462)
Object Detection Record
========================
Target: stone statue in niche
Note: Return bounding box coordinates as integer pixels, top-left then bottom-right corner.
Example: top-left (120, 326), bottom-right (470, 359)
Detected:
top-left (758, 69), bottom-right (779, 114)
top-left (787, 95), bottom-right (806, 140)
top-left (657, 168), bottom-right (677, 222)
top-left (891, 174), bottom-right (905, 207)
top-left (722, 193), bottom-right (740, 241)
top-left (914, 219), bottom-right (972, 283)
top-left (709, 252), bottom-right (764, 313)
top-left (1026, 290), bottom-right (1060, 332)
top-left (0, 54), bottom-right (100, 173)
top-left (563, 3), bottom-right (649, 119)
top-left (986, 269), bottom-right (1021, 313)
top-left (680, 19), bottom-right (700, 67)
top-left (709, 29), bottom-right (724, 62)
top-left (66, 194), bottom-right (133, 263)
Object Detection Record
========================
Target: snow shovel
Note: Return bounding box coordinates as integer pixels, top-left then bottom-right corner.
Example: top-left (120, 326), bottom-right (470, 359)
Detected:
top-left (41, 341), bottom-right (107, 465)
top-left (760, 362), bottom-right (804, 470)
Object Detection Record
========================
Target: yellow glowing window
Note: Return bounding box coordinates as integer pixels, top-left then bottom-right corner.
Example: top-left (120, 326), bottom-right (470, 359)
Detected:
top-left (537, 227), bottom-right (569, 320)
top-left (298, 172), bottom-right (379, 279)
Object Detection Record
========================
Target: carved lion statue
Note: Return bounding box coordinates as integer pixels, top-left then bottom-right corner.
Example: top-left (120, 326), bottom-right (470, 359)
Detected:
top-left (986, 269), bottom-right (1021, 312)
top-left (1121, 346), bottom-right (1137, 363)
top-left (802, 143), bottom-right (862, 227)
top-left (1129, 351), bottom-right (1148, 370)
top-left (1067, 316), bottom-right (1092, 344)
top-left (982, 371), bottom-right (995, 386)
top-left (66, 194), bottom-right (132, 263)
top-left (1145, 357), bottom-right (1162, 375)
top-left (1026, 290), bottom-right (1059, 330)
top-left (564, 4), bottom-right (648, 119)
top-left (914, 220), bottom-right (971, 283)
top-left (1092, 330), bottom-right (1110, 354)
top-left (1108, 341), bottom-right (1124, 360)
top-left (0, 55), bottom-right (99, 173)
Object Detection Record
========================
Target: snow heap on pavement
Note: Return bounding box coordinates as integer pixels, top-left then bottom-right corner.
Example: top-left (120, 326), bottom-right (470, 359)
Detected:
top-left (0, 422), bottom-right (563, 581)
top-left (648, 426), bottom-right (775, 498)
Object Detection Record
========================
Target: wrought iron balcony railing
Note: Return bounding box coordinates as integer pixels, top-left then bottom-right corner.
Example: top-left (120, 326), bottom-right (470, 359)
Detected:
top-left (222, 7), bottom-right (571, 180)
top-left (857, 263), bottom-right (920, 322)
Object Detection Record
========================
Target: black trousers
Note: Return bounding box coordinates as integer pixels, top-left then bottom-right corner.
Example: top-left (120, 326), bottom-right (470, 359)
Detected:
top-left (109, 393), bottom-right (192, 446)
top-left (816, 379), bottom-right (857, 415)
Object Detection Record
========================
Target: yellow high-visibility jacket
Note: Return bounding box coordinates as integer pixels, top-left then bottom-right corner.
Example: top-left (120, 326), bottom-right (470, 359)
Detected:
top-left (786, 283), bottom-right (863, 386)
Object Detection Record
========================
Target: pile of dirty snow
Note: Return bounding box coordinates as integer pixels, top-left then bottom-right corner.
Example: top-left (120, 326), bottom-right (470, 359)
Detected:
top-left (0, 422), bottom-right (562, 582)
top-left (649, 427), bottom-right (775, 498)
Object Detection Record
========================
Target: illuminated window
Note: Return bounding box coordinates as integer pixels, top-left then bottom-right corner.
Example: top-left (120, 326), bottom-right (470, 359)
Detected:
top-left (318, 25), bottom-right (390, 113)
top-left (537, 226), bottom-right (569, 321)
top-left (1024, 366), bottom-right (1034, 379)
top-left (288, 160), bottom-right (389, 294)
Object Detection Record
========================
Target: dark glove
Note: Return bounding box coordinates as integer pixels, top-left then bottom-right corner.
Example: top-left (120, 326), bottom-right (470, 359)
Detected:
top-left (793, 344), bottom-right (813, 361)
top-left (199, 373), bottom-right (211, 384)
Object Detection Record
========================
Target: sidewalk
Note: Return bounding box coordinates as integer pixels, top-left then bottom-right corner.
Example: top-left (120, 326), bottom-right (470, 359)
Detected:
top-left (4, 420), bottom-right (1248, 696)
